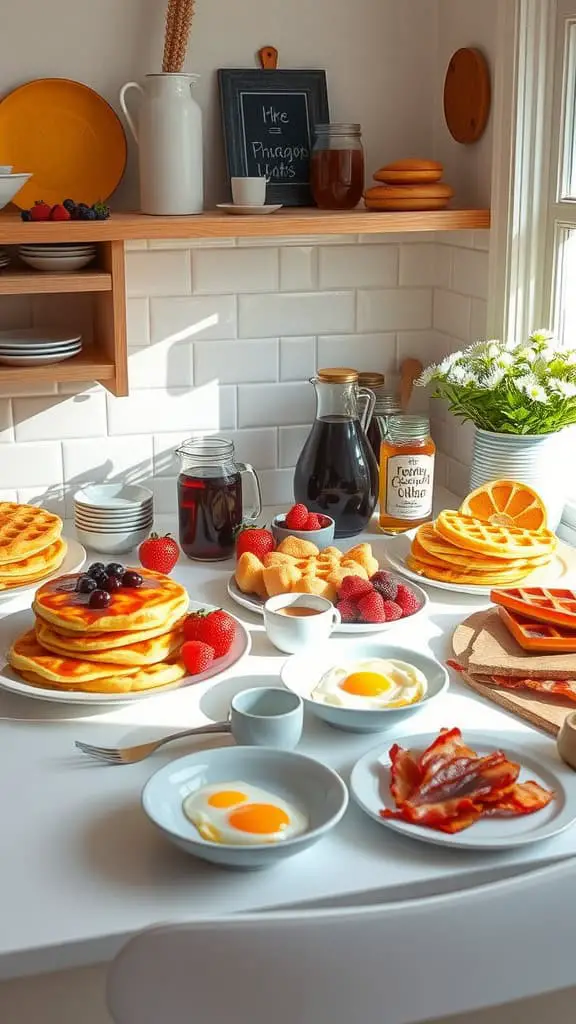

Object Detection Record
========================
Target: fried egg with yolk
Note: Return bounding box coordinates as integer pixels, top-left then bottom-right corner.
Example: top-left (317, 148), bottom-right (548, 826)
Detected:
top-left (182, 781), bottom-right (308, 845)
top-left (310, 658), bottom-right (427, 709)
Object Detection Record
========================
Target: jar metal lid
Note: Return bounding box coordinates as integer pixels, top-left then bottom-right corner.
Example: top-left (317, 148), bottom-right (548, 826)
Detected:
top-left (316, 367), bottom-right (359, 383)
top-left (358, 372), bottom-right (386, 387)
top-left (388, 415), bottom-right (430, 440)
top-left (314, 123), bottom-right (362, 135)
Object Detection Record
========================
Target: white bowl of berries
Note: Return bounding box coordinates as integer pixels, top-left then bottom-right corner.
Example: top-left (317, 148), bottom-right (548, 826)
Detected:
top-left (271, 504), bottom-right (335, 549)
top-left (334, 571), bottom-right (428, 633)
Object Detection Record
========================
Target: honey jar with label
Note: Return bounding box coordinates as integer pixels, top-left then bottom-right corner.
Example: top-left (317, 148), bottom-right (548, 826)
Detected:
top-left (378, 415), bottom-right (435, 534)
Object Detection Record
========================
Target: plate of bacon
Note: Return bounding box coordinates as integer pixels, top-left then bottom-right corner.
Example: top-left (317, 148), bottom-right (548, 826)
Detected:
top-left (350, 726), bottom-right (576, 849)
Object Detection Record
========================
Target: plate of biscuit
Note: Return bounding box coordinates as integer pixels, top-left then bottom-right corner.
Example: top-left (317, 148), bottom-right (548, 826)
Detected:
top-left (230, 535), bottom-right (427, 633)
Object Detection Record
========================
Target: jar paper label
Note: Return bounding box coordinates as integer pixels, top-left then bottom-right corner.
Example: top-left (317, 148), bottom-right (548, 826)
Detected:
top-left (386, 454), bottom-right (434, 519)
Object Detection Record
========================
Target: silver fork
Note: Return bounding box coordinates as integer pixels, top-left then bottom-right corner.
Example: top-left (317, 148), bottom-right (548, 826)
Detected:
top-left (75, 721), bottom-right (232, 765)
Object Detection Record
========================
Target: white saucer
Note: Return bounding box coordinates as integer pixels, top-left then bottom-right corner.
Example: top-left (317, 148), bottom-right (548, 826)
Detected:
top-left (217, 203), bottom-right (283, 215)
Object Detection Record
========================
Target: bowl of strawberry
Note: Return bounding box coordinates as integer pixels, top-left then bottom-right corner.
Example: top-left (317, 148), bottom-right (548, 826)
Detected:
top-left (272, 504), bottom-right (335, 549)
top-left (335, 571), bottom-right (428, 633)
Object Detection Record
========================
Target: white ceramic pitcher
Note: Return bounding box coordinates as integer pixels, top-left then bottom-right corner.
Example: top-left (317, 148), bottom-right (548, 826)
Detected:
top-left (119, 73), bottom-right (203, 216)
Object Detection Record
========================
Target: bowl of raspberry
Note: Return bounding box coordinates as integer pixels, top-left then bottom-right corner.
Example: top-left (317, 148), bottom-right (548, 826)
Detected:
top-left (272, 504), bottom-right (335, 549)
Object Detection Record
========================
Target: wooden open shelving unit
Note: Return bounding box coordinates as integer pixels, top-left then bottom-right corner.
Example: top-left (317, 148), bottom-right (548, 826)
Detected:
top-left (0, 206), bottom-right (490, 396)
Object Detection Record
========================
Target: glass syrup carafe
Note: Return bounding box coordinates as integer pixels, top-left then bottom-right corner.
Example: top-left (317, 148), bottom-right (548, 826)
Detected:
top-left (176, 437), bottom-right (262, 561)
top-left (294, 368), bottom-right (378, 537)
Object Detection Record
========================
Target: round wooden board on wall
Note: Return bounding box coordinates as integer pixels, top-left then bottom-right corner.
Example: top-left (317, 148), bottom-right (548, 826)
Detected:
top-left (444, 47), bottom-right (491, 144)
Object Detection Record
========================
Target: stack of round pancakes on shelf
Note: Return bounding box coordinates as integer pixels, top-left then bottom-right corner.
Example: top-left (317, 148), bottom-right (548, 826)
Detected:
top-left (0, 502), bottom-right (67, 591)
top-left (8, 568), bottom-right (189, 694)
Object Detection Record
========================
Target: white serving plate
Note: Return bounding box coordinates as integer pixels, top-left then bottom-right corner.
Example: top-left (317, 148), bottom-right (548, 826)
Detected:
top-left (383, 528), bottom-right (574, 597)
top-left (227, 573), bottom-right (428, 635)
top-left (350, 729), bottom-right (576, 851)
top-left (19, 255), bottom-right (96, 272)
top-left (0, 349), bottom-right (81, 366)
top-left (0, 328), bottom-right (81, 347)
top-left (216, 203), bottom-right (283, 215)
top-left (0, 599), bottom-right (251, 706)
top-left (0, 536), bottom-right (86, 603)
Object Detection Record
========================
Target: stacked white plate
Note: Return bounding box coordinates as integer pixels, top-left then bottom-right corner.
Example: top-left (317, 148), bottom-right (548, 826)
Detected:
top-left (74, 483), bottom-right (154, 554)
top-left (18, 243), bottom-right (96, 272)
top-left (0, 248), bottom-right (10, 271)
top-left (0, 328), bottom-right (82, 366)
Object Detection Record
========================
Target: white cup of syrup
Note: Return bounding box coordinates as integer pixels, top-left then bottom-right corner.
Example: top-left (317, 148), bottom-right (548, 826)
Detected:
top-left (264, 593), bottom-right (341, 654)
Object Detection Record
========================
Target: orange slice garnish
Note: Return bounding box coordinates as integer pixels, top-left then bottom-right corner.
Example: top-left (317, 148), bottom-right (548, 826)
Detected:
top-left (460, 480), bottom-right (547, 532)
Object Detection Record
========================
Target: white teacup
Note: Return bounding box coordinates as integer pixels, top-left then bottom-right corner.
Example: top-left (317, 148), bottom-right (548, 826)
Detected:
top-left (231, 176), bottom-right (267, 206)
top-left (264, 593), bottom-right (341, 654)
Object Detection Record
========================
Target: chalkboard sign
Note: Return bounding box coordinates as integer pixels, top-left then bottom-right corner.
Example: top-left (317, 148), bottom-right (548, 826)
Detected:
top-left (218, 69), bottom-right (330, 206)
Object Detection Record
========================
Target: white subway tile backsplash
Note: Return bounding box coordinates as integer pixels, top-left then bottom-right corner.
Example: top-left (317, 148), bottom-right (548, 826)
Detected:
top-left (397, 330), bottom-right (445, 370)
top-left (317, 333), bottom-right (396, 374)
top-left (153, 428), bottom-right (278, 478)
top-left (62, 436), bottom-right (154, 493)
top-left (360, 232), bottom-right (433, 244)
top-left (280, 248), bottom-right (317, 291)
top-left (451, 248), bottom-right (489, 300)
top-left (238, 382), bottom-right (315, 428)
top-left (239, 292), bottom-right (355, 337)
top-left (398, 244), bottom-right (437, 288)
top-left (473, 230), bottom-right (491, 252)
top-left (279, 337), bottom-right (316, 381)
top-left (470, 298), bottom-right (488, 341)
top-left (0, 400), bottom-right (13, 442)
top-left (126, 298), bottom-right (150, 347)
top-left (128, 341), bottom-right (193, 390)
top-left (153, 477), bottom-right (177, 514)
top-left (319, 245), bottom-right (398, 289)
top-left (126, 250), bottom-right (191, 296)
top-left (0, 442), bottom-right (63, 488)
top-left (18, 486), bottom-right (66, 515)
top-left (259, 468), bottom-right (295, 505)
top-left (357, 289), bottom-right (432, 332)
top-left (194, 339), bottom-right (278, 385)
top-left (150, 295), bottom-right (237, 343)
top-left (435, 231), bottom-right (475, 248)
top-left (148, 238), bottom-right (235, 249)
top-left (445, 455), bottom-right (470, 498)
top-left (279, 425), bottom-right (310, 468)
top-left (13, 393), bottom-right (106, 442)
top-left (193, 248), bottom-right (279, 294)
top-left (238, 235), bottom-right (357, 247)
top-left (107, 384), bottom-right (229, 436)
top-left (433, 290), bottom-right (471, 342)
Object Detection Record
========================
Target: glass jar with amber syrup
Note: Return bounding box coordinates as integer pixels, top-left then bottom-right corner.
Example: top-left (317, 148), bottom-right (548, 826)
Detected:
top-left (310, 124), bottom-right (365, 210)
top-left (378, 415), bottom-right (435, 534)
top-left (358, 372), bottom-right (403, 462)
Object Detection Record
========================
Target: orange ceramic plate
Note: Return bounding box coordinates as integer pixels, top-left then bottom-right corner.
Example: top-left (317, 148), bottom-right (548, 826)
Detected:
top-left (0, 78), bottom-right (127, 208)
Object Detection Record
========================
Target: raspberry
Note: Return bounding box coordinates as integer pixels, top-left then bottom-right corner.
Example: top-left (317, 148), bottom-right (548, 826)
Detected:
top-left (337, 598), bottom-right (357, 623)
top-left (382, 600), bottom-right (403, 621)
top-left (285, 503), bottom-right (309, 530)
top-left (395, 584), bottom-right (421, 617)
top-left (304, 513), bottom-right (322, 530)
top-left (370, 570), bottom-right (398, 601)
top-left (357, 591), bottom-right (386, 623)
top-left (339, 575), bottom-right (374, 601)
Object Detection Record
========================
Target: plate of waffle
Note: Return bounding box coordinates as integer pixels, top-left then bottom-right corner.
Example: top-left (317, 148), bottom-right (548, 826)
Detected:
top-left (0, 568), bottom-right (251, 704)
top-left (0, 501), bottom-right (85, 597)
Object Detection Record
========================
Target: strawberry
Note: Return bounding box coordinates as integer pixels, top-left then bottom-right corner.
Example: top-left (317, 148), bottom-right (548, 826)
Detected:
top-left (337, 598), bottom-right (358, 623)
top-left (285, 503), bottom-right (309, 530)
top-left (395, 584), bottom-right (421, 617)
top-left (339, 575), bottom-right (374, 601)
top-left (357, 590), bottom-right (386, 623)
top-left (30, 200), bottom-right (52, 222)
top-left (138, 532), bottom-right (180, 573)
top-left (194, 609), bottom-right (237, 658)
top-left (303, 513), bottom-right (322, 530)
top-left (182, 610), bottom-right (207, 643)
top-left (181, 640), bottom-right (215, 675)
top-left (50, 204), bottom-right (71, 221)
top-left (382, 600), bottom-right (403, 622)
top-left (370, 570), bottom-right (398, 601)
top-left (236, 525), bottom-right (275, 561)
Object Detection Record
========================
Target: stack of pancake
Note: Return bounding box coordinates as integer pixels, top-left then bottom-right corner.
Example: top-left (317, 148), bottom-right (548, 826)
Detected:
top-left (8, 568), bottom-right (189, 694)
top-left (0, 502), bottom-right (67, 590)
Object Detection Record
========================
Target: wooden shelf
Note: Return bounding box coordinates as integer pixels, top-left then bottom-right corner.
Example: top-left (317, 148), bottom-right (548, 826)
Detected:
top-left (0, 268), bottom-right (112, 295)
top-left (0, 348), bottom-right (115, 385)
top-left (0, 207), bottom-right (490, 244)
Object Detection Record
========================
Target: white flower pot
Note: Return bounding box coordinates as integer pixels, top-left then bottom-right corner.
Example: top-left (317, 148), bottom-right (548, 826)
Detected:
top-left (469, 428), bottom-right (567, 531)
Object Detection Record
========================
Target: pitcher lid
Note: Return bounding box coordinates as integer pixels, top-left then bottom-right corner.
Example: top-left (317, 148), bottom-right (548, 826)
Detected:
top-left (317, 367), bottom-right (358, 383)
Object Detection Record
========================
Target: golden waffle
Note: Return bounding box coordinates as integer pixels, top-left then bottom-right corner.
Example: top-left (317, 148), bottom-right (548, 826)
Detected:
top-left (33, 568), bottom-right (189, 633)
top-left (43, 613), bottom-right (186, 650)
top-left (406, 555), bottom-right (534, 586)
top-left (435, 510), bottom-right (557, 559)
top-left (497, 606), bottom-right (576, 653)
top-left (0, 502), bottom-right (62, 564)
top-left (460, 480), bottom-right (547, 532)
top-left (491, 587), bottom-right (576, 628)
top-left (0, 538), bottom-right (67, 585)
top-left (35, 619), bottom-right (184, 666)
top-left (414, 523), bottom-right (549, 571)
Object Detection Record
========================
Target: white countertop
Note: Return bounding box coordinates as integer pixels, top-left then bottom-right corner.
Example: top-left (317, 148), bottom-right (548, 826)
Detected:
top-left (1, 496), bottom-right (576, 981)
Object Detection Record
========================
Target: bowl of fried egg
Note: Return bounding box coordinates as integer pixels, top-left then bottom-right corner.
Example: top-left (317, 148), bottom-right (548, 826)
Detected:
top-left (281, 641), bottom-right (449, 732)
top-left (142, 745), bottom-right (348, 869)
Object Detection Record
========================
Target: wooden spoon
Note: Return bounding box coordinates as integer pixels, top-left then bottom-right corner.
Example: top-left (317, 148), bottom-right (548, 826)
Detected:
top-left (399, 358), bottom-right (423, 410)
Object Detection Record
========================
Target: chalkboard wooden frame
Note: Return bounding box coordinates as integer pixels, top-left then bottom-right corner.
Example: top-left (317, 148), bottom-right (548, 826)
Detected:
top-left (218, 69), bottom-right (330, 206)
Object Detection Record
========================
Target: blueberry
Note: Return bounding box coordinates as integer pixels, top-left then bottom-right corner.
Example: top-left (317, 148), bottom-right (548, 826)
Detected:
top-left (89, 589), bottom-right (111, 609)
top-left (95, 210), bottom-right (108, 220)
top-left (122, 570), bottom-right (143, 588)
top-left (103, 575), bottom-right (121, 593)
top-left (106, 562), bottom-right (125, 577)
top-left (63, 199), bottom-right (76, 212)
top-left (77, 203), bottom-right (90, 211)
top-left (88, 562), bottom-right (106, 577)
top-left (21, 210), bottom-right (32, 221)
top-left (81, 208), bottom-right (96, 220)
top-left (76, 575), bottom-right (98, 594)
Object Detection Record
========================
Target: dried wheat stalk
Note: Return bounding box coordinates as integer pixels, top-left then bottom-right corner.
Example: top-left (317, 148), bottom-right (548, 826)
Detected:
top-left (162, 0), bottom-right (195, 73)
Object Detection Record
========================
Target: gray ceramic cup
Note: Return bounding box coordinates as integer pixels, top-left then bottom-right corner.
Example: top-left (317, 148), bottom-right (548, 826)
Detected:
top-left (230, 687), bottom-right (303, 750)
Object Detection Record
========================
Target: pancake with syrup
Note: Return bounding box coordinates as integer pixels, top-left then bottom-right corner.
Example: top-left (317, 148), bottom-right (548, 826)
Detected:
top-left (37, 612), bottom-right (187, 650)
top-left (35, 618), bottom-right (185, 666)
top-left (33, 568), bottom-right (189, 633)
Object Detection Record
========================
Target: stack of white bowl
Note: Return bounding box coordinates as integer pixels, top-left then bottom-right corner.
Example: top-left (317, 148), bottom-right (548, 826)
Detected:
top-left (18, 243), bottom-right (96, 272)
top-left (0, 167), bottom-right (31, 211)
top-left (74, 484), bottom-right (154, 554)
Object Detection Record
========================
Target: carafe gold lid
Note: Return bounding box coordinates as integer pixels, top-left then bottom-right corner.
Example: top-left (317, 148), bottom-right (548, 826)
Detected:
top-left (358, 372), bottom-right (386, 388)
top-left (317, 367), bottom-right (358, 383)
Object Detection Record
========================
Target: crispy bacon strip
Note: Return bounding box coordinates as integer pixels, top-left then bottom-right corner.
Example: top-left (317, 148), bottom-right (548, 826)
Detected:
top-left (381, 797), bottom-right (483, 834)
top-left (491, 675), bottom-right (576, 705)
top-left (389, 743), bottom-right (422, 806)
top-left (410, 752), bottom-right (521, 807)
top-left (484, 780), bottom-right (555, 816)
top-left (418, 727), bottom-right (477, 781)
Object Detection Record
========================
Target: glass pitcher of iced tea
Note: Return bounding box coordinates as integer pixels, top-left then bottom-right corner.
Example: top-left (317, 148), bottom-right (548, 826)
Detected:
top-left (176, 437), bottom-right (262, 561)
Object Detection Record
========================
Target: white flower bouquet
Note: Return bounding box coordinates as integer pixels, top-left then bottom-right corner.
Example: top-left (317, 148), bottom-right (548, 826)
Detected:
top-left (418, 330), bottom-right (576, 434)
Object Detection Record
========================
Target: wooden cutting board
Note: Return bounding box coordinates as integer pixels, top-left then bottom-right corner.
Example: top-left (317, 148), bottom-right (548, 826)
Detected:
top-left (452, 609), bottom-right (573, 736)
